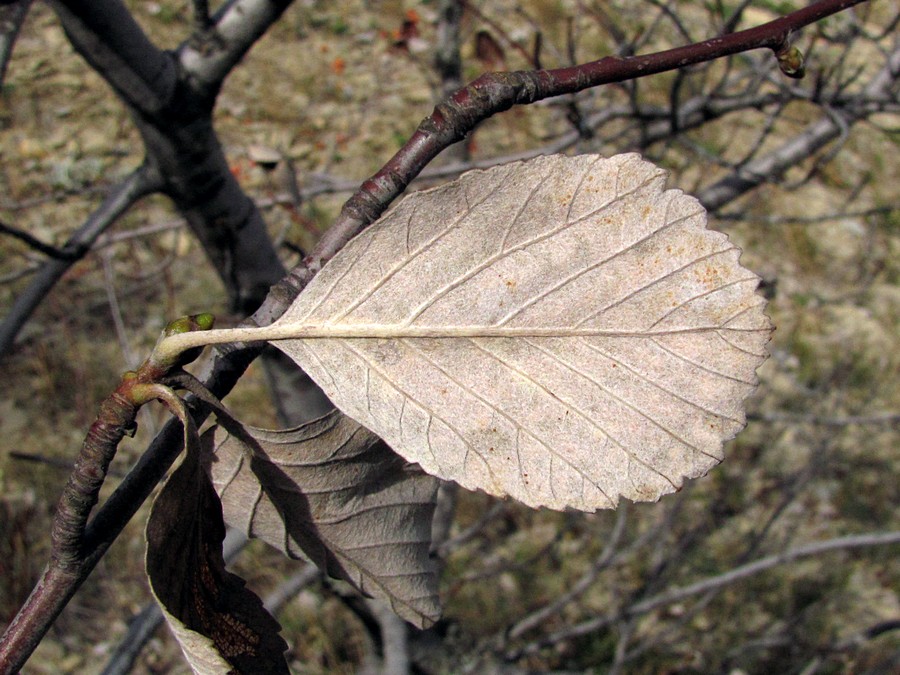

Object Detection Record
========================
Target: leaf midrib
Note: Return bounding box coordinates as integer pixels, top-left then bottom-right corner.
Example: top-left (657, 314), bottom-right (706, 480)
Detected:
top-left (160, 322), bottom-right (768, 357)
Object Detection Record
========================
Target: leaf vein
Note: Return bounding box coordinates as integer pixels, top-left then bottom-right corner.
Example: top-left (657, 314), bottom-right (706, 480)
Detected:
top-left (404, 338), bottom-right (609, 504)
top-left (650, 337), bottom-right (756, 384)
top-left (300, 222), bottom-right (378, 323)
top-left (525, 338), bottom-right (712, 470)
top-left (338, 340), bottom-right (494, 486)
top-left (714, 329), bottom-right (767, 357)
top-left (500, 207), bottom-right (706, 327)
top-left (581, 340), bottom-right (743, 425)
top-left (576, 245), bottom-right (736, 328)
top-left (477, 338), bottom-right (680, 490)
top-left (332, 180), bottom-right (500, 322)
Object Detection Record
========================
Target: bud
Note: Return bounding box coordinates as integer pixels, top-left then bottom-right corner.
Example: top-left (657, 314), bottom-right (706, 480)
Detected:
top-left (777, 46), bottom-right (805, 79)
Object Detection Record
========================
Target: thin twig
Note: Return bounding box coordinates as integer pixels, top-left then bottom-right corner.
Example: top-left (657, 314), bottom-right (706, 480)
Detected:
top-left (699, 42), bottom-right (900, 211)
top-left (512, 531), bottom-right (900, 659)
top-left (749, 411), bottom-right (900, 427)
top-left (506, 505), bottom-right (629, 640)
top-left (304, 0), bottom-right (869, 281)
top-left (100, 249), bottom-right (137, 370)
top-left (0, 166), bottom-right (161, 357)
top-left (0, 220), bottom-right (78, 260)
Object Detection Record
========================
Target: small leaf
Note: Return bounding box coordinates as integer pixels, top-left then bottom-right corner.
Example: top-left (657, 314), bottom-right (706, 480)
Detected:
top-left (146, 438), bottom-right (289, 675)
top-left (207, 410), bottom-right (441, 628)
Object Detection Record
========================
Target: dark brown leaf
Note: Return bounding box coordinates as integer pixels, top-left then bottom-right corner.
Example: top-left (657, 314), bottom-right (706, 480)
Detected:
top-left (206, 410), bottom-right (441, 628)
top-left (146, 438), bottom-right (289, 675)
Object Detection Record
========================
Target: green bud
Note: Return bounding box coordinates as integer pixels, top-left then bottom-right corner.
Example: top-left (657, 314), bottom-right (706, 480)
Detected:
top-left (151, 313), bottom-right (217, 371)
top-left (777, 46), bottom-right (805, 79)
top-left (163, 313), bottom-right (216, 337)
top-left (193, 312), bottom-right (215, 331)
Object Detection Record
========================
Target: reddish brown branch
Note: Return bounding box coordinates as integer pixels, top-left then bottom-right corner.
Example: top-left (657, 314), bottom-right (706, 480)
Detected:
top-left (304, 0), bottom-right (866, 281)
top-left (0, 359), bottom-right (169, 674)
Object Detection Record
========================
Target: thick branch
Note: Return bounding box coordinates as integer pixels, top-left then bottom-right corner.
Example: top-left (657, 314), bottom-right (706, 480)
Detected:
top-left (137, 116), bottom-right (288, 313)
top-left (38, 0), bottom-right (290, 322)
top-left (47, 0), bottom-right (175, 115)
top-left (178, 0), bottom-right (294, 96)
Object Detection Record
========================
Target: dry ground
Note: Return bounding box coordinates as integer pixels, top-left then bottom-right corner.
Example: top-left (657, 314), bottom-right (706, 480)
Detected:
top-left (1, 1), bottom-right (898, 673)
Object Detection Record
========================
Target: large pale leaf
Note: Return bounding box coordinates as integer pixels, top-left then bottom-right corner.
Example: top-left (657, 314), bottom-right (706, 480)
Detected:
top-left (160, 153), bottom-right (773, 511)
top-left (206, 410), bottom-right (441, 628)
top-left (146, 437), bottom-right (289, 675)
top-left (264, 153), bottom-right (772, 511)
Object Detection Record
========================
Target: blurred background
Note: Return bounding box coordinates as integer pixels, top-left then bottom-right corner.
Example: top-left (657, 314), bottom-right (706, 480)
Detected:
top-left (0, 1), bottom-right (897, 672)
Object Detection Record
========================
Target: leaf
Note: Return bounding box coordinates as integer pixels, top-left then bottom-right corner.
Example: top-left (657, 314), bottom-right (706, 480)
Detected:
top-left (146, 437), bottom-right (289, 675)
top-left (161, 153), bottom-right (773, 512)
top-left (263, 153), bottom-right (772, 511)
top-left (206, 410), bottom-right (441, 628)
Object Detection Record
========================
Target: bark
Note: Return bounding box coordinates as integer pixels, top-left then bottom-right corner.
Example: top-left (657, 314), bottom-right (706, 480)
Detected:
top-left (26, 0), bottom-right (295, 319)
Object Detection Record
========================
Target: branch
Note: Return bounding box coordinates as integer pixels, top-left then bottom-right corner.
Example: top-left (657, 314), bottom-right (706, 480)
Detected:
top-left (306, 0), bottom-right (869, 279)
top-left (178, 0), bottom-right (294, 95)
top-left (699, 43), bottom-right (900, 211)
top-left (1, 1), bottom-right (874, 669)
top-left (511, 531), bottom-right (900, 660)
top-left (506, 505), bottom-right (629, 641)
top-left (0, 0), bottom-right (30, 86)
top-left (749, 411), bottom-right (900, 427)
top-left (47, 0), bottom-right (176, 115)
top-left (367, 600), bottom-right (411, 675)
top-left (0, 368), bottom-right (163, 673)
top-left (191, 0), bottom-right (211, 32)
top-left (0, 219), bottom-right (78, 260)
top-left (41, 0), bottom-right (290, 316)
top-left (0, 166), bottom-right (161, 357)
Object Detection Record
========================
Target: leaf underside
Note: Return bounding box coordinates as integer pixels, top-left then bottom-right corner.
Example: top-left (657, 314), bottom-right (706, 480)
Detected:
top-left (270, 153), bottom-right (772, 511)
top-left (146, 439), bottom-right (289, 675)
top-left (207, 411), bottom-right (441, 628)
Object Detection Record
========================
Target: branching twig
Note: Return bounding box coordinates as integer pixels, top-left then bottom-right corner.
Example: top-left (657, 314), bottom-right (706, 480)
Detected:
top-left (0, 166), bottom-right (161, 356)
top-left (511, 531), bottom-right (900, 660)
top-left (506, 505), bottom-right (629, 641)
top-left (305, 0), bottom-right (868, 281)
top-left (699, 42), bottom-right (900, 210)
